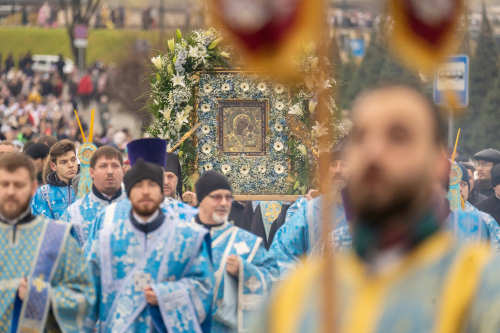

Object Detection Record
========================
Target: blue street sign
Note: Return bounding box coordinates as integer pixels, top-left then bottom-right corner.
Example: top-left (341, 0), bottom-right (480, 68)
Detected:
top-left (350, 39), bottom-right (365, 57)
top-left (433, 55), bottom-right (469, 108)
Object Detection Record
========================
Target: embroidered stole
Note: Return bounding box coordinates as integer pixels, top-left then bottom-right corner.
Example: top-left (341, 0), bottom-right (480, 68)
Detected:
top-left (17, 220), bottom-right (69, 333)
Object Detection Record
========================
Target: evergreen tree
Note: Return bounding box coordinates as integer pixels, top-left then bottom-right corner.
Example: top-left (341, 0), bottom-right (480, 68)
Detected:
top-left (379, 53), bottom-right (421, 86)
top-left (345, 28), bottom-right (387, 106)
top-left (471, 73), bottom-right (500, 151)
top-left (463, 4), bottom-right (499, 153)
top-left (337, 50), bottom-right (358, 110)
top-left (329, 34), bottom-right (342, 75)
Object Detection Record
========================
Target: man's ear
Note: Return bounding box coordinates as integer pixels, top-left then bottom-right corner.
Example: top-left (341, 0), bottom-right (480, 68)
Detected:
top-left (50, 161), bottom-right (57, 172)
top-left (90, 168), bottom-right (95, 180)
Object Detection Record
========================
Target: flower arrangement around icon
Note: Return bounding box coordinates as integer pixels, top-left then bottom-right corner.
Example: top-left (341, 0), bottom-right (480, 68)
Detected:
top-left (146, 28), bottom-right (349, 194)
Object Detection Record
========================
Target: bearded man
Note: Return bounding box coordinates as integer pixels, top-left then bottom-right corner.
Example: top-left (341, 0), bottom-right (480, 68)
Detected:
top-left (254, 82), bottom-right (500, 333)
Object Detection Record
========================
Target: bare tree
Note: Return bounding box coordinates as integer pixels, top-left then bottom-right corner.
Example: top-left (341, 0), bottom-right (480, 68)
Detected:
top-left (59, 0), bottom-right (102, 67)
top-left (107, 47), bottom-right (153, 130)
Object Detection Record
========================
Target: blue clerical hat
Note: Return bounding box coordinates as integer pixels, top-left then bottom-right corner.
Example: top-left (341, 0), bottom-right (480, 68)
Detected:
top-left (127, 138), bottom-right (167, 168)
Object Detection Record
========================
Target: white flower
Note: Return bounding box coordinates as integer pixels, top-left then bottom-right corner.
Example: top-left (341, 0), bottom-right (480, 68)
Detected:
top-left (274, 164), bottom-right (285, 174)
top-left (188, 46), bottom-right (199, 58)
top-left (221, 164), bottom-right (231, 174)
top-left (172, 73), bottom-right (185, 87)
top-left (204, 163), bottom-right (213, 171)
top-left (275, 102), bottom-right (284, 110)
top-left (288, 104), bottom-right (303, 117)
top-left (203, 84), bottom-right (213, 93)
top-left (202, 144), bottom-right (212, 154)
top-left (240, 166), bottom-right (250, 175)
top-left (258, 165), bottom-right (266, 173)
top-left (317, 77), bottom-right (332, 92)
top-left (309, 101), bottom-right (318, 113)
top-left (198, 47), bottom-right (209, 63)
top-left (176, 112), bottom-right (190, 127)
top-left (240, 83), bottom-right (250, 91)
top-left (297, 144), bottom-right (307, 155)
top-left (160, 109), bottom-right (171, 122)
top-left (274, 123), bottom-right (283, 132)
top-left (201, 104), bottom-right (211, 113)
top-left (257, 82), bottom-right (267, 91)
top-left (274, 141), bottom-right (284, 151)
top-left (274, 84), bottom-right (285, 94)
top-left (312, 121), bottom-right (328, 138)
top-left (151, 56), bottom-right (163, 69)
top-left (202, 125), bottom-right (210, 134)
top-left (221, 83), bottom-right (231, 91)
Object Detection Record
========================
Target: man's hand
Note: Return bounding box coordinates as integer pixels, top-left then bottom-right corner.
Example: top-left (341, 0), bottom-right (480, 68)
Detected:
top-left (306, 189), bottom-right (320, 201)
top-left (18, 277), bottom-right (27, 301)
top-left (226, 255), bottom-right (240, 277)
top-left (144, 286), bottom-right (158, 305)
top-left (183, 191), bottom-right (198, 207)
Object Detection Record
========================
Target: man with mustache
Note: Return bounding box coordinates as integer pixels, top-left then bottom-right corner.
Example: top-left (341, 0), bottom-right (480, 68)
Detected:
top-left (60, 146), bottom-right (127, 246)
top-left (163, 152), bottom-right (185, 200)
top-left (473, 148), bottom-right (500, 197)
top-left (31, 139), bottom-right (77, 219)
top-left (254, 82), bottom-right (500, 333)
top-left (0, 153), bottom-right (94, 333)
top-left (192, 170), bottom-right (277, 333)
top-left (268, 142), bottom-right (351, 279)
top-left (86, 158), bottom-right (214, 333)
top-left (84, 138), bottom-right (198, 256)
top-left (475, 164), bottom-right (500, 227)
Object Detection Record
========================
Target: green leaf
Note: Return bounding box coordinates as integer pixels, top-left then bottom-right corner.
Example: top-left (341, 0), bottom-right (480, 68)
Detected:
top-left (178, 151), bottom-right (184, 158)
top-left (156, 73), bottom-right (161, 81)
top-left (293, 180), bottom-right (300, 190)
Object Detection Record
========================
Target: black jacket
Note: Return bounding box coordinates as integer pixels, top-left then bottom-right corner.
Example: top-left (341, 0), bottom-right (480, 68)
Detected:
top-left (228, 201), bottom-right (245, 228)
top-left (475, 179), bottom-right (495, 198)
top-left (468, 187), bottom-right (488, 206)
top-left (475, 195), bottom-right (500, 224)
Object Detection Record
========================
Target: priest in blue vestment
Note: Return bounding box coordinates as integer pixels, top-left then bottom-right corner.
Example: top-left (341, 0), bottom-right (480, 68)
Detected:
top-left (86, 158), bottom-right (214, 333)
top-left (0, 153), bottom-right (94, 333)
top-left (60, 146), bottom-right (127, 246)
top-left (268, 144), bottom-right (351, 279)
top-left (84, 138), bottom-right (198, 256)
top-left (252, 81), bottom-right (500, 333)
top-left (192, 171), bottom-right (278, 333)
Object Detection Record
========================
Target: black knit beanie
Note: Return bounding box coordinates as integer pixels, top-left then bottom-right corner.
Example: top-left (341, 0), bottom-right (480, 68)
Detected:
top-left (195, 171), bottom-right (232, 204)
top-left (124, 158), bottom-right (164, 196)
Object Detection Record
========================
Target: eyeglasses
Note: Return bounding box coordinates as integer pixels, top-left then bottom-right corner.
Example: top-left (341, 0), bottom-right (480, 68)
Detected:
top-left (208, 194), bottom-right (234, 202)
top-left (475, 161), bottom-right (494, 168)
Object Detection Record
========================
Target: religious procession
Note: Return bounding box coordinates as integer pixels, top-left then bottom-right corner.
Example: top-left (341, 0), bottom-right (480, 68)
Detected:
top-left (3, 0), bottom-right (500, 332)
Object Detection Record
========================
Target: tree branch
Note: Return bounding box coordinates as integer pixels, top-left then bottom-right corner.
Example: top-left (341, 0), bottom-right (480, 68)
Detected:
top-left (84, 0), bottom-right (102, 23)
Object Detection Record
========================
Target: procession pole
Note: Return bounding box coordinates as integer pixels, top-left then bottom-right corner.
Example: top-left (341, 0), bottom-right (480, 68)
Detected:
top-left (318, 21), bottom-right (336, 333)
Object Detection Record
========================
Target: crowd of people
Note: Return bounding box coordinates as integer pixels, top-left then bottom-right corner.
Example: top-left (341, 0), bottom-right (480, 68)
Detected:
top-left (0, 52), bottom-right (134, 155)
top-left (2, 80), bottom-right (500, 332)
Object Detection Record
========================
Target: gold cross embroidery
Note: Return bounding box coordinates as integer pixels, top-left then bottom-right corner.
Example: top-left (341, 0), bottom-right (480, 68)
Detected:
top-left (264, 202), bottom-right (281, 221)
top-left (32, 275), bottom-right (46, 292)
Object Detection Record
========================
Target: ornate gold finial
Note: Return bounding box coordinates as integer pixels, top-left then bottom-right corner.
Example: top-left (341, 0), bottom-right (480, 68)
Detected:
top-left (286, 114), bottom-right (319, 157)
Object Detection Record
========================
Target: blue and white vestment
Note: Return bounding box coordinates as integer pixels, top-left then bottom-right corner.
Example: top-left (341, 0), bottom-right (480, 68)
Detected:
top-left (60, 188), bottom-right (127, 246)
top-left (196, 220), bottom-right (278, 333)
top-left (0, 216), bottom-right (95, 332)
top-left (86, 209), bottom-right (214, 333)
